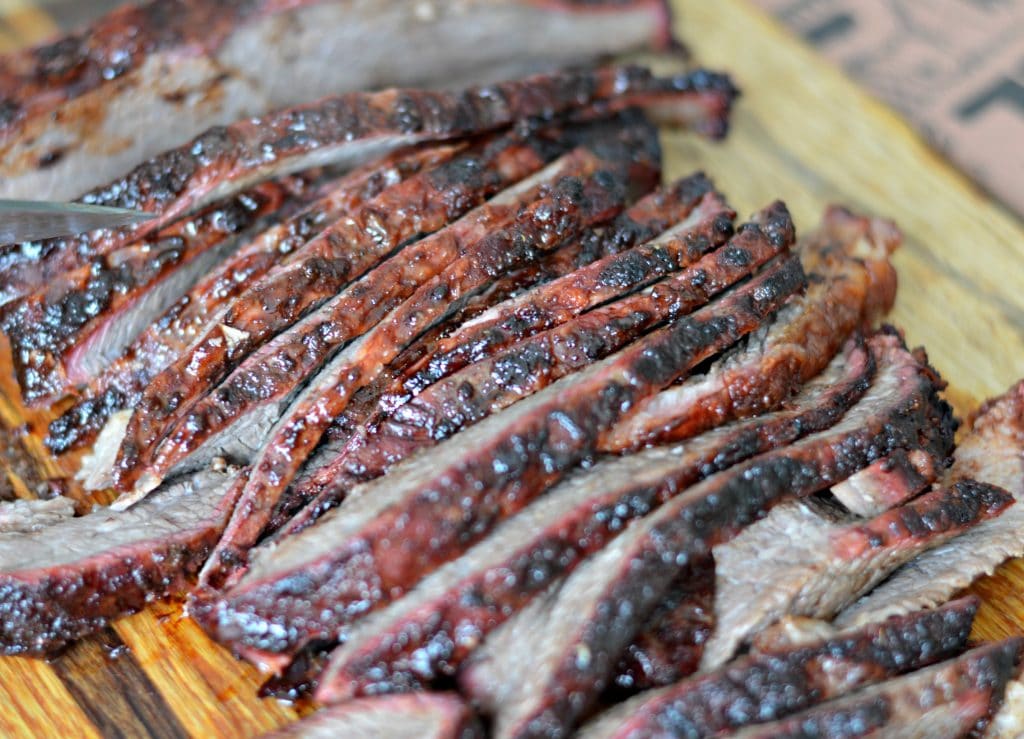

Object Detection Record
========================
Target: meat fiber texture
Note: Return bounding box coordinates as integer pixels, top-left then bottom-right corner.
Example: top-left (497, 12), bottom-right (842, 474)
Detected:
top-left (728, 640), bottom-right (1023, 739)
top-left (131, 126), bottom-right (663, 586)
top-left (702, 477), bottom-right (1008, 669)
top-left (456, 332), bottom-right (951, 738)
top-left (311, 202), bottom-right (784, 502)
top-left (0, 467), bottom-right (239, 656)
top-left (0, 64), bottom-right (737, 310)
top-left (263, 692), bottom-right (481, 739)
top-left (0, 0), bottom-right (675, 202)
top-left (195, 254), bottom-right (805, 670)
top-left (577, 599), bottom-right (979, 739)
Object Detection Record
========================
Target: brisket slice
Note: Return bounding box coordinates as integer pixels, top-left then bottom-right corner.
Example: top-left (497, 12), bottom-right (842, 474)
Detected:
top-left (0, 467), bottom-right (239, 656)
top-left (108, 126), bottom-right (574, 495)
top-left (2, 65), bottom-right (735, 297)
top-left (454, 331), bottom-right (948, 738)
top-left (1, 178), bottom-right (301, 406)
top-left (601, 205), bottom-right (900, 452)
top-left (46, 144), bottom-right (460, 456)
top-left (195, 254), bottom-right (804, 667)
top-left (308, 339), bottom-right (871, 696)
top-left (283, 200), bottom-right (771, 532)
top-left (609, 560), bottom-right (716, 695)
top-left (836, 378), bottom-right (1024, 630)
top-left (281, 182), bottom-right (736, 534)
top-left (728, 640), bottom-right (1022, 739)
top-left (188, 148), bottom-right (662, 577)
top-left (0, 0), bottom-right (674, 202)
top-left (578, 599), bottom-right (978, 739)
top-left (264, 692), bottom-right (481, 739)
top-left (702, 478), bottom-right (1009, 670)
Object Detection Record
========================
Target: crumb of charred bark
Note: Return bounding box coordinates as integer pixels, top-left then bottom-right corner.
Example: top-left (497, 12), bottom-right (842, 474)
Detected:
top-left (46, 386), bottom-right (127, 454)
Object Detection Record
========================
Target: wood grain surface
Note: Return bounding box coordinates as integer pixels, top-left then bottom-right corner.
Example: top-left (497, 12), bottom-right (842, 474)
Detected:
top-left (1, 0), bottom-right (1023, 736)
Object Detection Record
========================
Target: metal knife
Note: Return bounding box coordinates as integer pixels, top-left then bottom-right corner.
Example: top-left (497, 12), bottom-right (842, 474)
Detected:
top-left (0, 199), bottom-right (155, 243)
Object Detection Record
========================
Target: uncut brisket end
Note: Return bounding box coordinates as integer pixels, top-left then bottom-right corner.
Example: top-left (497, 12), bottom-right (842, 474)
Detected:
top-left (194, 143), bottom-right (659, 583)
top-left (0, 0), bottom-right (675, 202)
top-left (197, 254), bottom-right (804, 667)
top-left (456, 333), bottom-right (950, 738)
top-left (1, 178), bottom-right (300, 406)
top-left (602, 205), bottom-right (901, 452)
top-left (299, 202), bottom-right (790, 510)
top-left (47, 144), bottom-right (461, 456)
top-left (262, 338), bottom-right (872, 691)
top-left (265, 693), bottom-right (482, 739)
top-left (729, 640), bottom-right (1023, 739)
top-left (703, 478), bottom-right (1010, 669)
top-left (0, 468), bottom-right (239, 656)
top-left (837, 379), bottom-right (1024, 630)
top-left (109, 126), bottom-right (575, 496)
top-left (578, 599), bottom-right (979, 739)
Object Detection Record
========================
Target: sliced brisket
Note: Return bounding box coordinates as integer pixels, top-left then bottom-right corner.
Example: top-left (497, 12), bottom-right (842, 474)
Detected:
top-left (396, 180), bottom-right (735, 398)
top-left (836, 379), bottom-right (1024, 630)
top-left (601, 205), bottom-right (900, 452)
top-left (1, 178), bottom-right (301, 406)
top-left (609, 561), bottom-right (716, 695)
top-left (309, 337), bottom-right (868, 697)
top-left (578, 599), bottom-right (979, 739)
top-left (1, 65), bottom-right (735, 297)
top-left (189, 141), bottom-right (665, 580)
top-left (455, 332), bottom-right (950, 738)
top-left (702, 478), bottom-right (1010, 669)
top-left (0, 467), bottom-right (239, 656)
top-left (286, 201), bottom-right (778, 531)
top-left (195, 252), bottom-right (804, 667)
top-left (46, 144), bottom-right (461, 456)
top-left (254, 338), bottom-right (871, 692)
top-left (728, 640), bottom-right (1022, 739)
top-left (0, 0), bottom-right (674, 201)
top-left (282, 180), bottom-right (736, 532)
top-left (264, 692), bottom-right (481, 739)
top-left (108, 125), bottom-right (577, 495)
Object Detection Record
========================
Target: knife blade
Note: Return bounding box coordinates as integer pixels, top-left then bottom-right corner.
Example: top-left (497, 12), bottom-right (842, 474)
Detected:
top-left (0, 199), bottom-right (155, 244)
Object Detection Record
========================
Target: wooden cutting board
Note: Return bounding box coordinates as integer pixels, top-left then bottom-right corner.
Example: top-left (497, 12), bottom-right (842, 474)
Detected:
top-left (1, 0), bottom-right (1023, 736)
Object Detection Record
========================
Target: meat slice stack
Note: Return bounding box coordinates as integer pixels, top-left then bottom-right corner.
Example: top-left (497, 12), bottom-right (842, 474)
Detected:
top-left (1, 15), bottom-right (1023, 736)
